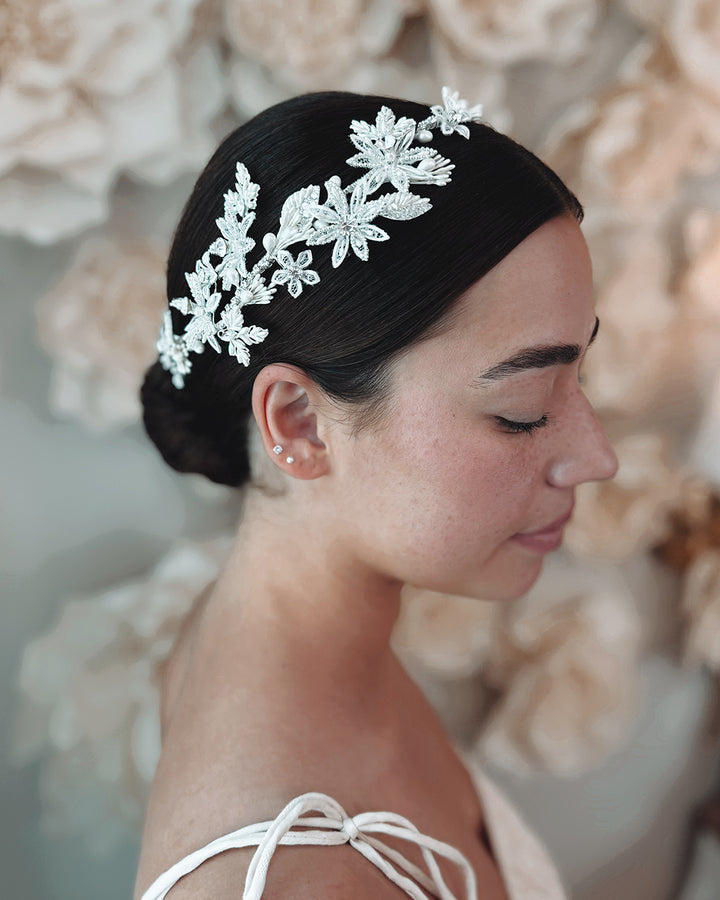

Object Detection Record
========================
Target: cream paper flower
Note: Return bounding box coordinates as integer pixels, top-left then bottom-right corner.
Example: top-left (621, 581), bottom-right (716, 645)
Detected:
top-left (545, 39), bottom-right (720, 210)
top-left (475, 561), bottom-right (641, 776)
top-left (392, 586), bottom-right (499, 680)
top-left (35, 237), bottom-right (167, 431)
top-left (666, 0), bottom-right (720, 103)
top-left (0, 0), bottom-right (226, 243)
top-left (12, 537), bottom-right (231, 852)
top-left (223, 0), bottom-right (403, 84)
top-left (565, 433), bottom-right (686, 560)
top-left (681, 550), bottom-right (720, 671)
top-left (625, 1), bottom-right (720, 100)
top-left (680, 210), bottom-right (720, 322)
top-left (426, 0), bottom-right (598, 65)
top-left (580, 224), bottom-right (679, 415)
top-left (678, 211), bottom-right (720, 403)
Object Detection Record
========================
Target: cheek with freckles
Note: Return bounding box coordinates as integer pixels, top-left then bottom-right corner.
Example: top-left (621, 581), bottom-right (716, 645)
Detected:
top-left (361, 400), bottom-right (544, 581)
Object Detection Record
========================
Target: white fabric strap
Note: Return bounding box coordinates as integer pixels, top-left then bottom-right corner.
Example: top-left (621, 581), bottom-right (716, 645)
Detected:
top-left (139, 791), bottom-right (478, 900)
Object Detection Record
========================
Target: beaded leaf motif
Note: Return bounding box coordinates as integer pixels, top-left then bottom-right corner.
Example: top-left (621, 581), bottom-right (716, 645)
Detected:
top-left (158, 87), bottom-right (484, 389)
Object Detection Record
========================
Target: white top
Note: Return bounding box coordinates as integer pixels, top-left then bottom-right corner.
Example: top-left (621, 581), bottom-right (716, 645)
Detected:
top-left (138, 755), bottom-right (568, 900)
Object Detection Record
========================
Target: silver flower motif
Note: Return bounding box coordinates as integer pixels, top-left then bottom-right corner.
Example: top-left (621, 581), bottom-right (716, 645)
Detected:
top-left (215, 163), bottom-right (261, 289)
top-left (348, 106), bottom-right (437, 193)
top-left (217, 304), bottom-right (269, 366)
top-left (270, 250), bottom-right (320, 298)
top-left (425, 86), bottom-right (484, 139)
top-left (156, 88), bottom-right (481, 387)
top-left (306, 177), bottom-right (389, 267)
top-left (171, 256), bottom-right (222, 352)
top-left (157, 311), bottom-right (192, 389)
top-left (236, 272), bottom-right (276, 306)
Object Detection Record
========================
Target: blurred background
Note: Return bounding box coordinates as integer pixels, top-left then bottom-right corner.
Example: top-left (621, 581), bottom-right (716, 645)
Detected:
top-left (2, 1), bottom-right (720, 898)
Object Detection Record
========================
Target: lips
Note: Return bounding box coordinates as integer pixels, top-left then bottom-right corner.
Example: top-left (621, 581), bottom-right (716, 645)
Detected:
top-left (509, 504), bottom-right (574, 553)
top-left (517, 505), bottom-right (575, 537)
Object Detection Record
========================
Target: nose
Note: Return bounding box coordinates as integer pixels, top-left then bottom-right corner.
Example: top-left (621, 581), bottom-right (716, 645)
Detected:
top-left (546, 394), bottom-right (619, 488)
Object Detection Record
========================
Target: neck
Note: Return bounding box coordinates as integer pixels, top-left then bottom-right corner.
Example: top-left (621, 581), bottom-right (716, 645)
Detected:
top-left (203, 487), bottom-right (405, 712)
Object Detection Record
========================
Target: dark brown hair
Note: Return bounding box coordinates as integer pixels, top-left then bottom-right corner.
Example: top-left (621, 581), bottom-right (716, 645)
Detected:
top-left (142, 91), bottom-right (582, 486)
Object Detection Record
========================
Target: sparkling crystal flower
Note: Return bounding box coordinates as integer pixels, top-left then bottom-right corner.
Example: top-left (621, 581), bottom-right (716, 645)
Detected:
top-left (425, 86), bottom-right (484, 139)
top-left (270, 250), bottom-right (320, 298)
top-left (306, 177), bottom-right (390, 267)
top-left (348, 106), bottom-right (437, 193)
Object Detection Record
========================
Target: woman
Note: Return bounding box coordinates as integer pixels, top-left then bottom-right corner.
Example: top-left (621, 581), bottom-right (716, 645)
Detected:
top-left (133, 89), bottom-right (618, 900)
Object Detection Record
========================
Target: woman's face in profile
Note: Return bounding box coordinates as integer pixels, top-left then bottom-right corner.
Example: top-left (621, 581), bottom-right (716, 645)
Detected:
top-left (336, 214), bottom-right (618, 602)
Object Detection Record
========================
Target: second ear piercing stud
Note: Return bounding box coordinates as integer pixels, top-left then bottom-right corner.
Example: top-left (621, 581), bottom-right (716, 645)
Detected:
top-left (286, 456), bottom-right (294, 464)
top-left (272, 445), bottom-right (282, 455)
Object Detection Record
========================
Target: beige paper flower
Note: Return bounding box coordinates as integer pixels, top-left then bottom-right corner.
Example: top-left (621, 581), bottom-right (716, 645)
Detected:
top-left (223, 0), bottom-right (403, 85)
top-left (565, 433), bottom-right (686, 560)
top-left (681, 550), bottom-right (720, 671)
top-left (392, 586), bottom-right (499, 679)
top-left (545, 39), bottom-right (720, 210)
top-left (667, 0), bottom-right (720, 102)
top-left (12, 537), bottom-right (231, 851)
top-left (681, 210), bottom-right (720, 322)
top-left (426, 0), bottom-right (598, 65)
top-left (35, 237), bottom-right (167, 431)
top-left (0, 0), bottom-right (226, 243)
top-left (476, 562), bottom-right (641, 775)
top-left (580, 225), bottom-right (680, 415)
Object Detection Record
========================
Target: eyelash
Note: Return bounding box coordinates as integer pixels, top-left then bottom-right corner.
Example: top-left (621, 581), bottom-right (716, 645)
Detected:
top-left (495, 414), bottom-right (550, 434)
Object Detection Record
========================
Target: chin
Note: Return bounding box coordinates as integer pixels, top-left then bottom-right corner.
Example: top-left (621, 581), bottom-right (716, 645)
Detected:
top-left (467, 555), bottom-right (545, 603)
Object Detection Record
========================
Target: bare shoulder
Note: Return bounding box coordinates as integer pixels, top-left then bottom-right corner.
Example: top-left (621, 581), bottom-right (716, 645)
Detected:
top-left (138, 842), bottom-right (410, 900)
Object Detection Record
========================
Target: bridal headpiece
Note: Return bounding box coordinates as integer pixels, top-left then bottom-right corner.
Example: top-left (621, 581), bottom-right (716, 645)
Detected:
top-left (157, 87), bottom-right (484, 389)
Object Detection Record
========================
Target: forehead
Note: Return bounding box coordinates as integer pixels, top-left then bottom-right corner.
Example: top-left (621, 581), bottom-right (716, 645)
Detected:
top-left (435, 215), bottom-right (594, 363)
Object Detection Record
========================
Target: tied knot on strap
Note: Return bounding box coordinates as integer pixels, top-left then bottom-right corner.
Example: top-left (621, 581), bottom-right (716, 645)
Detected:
top-left (342, 815), bottom-right (361, 841)
top-left (242, 791), bottom-right (478, 900)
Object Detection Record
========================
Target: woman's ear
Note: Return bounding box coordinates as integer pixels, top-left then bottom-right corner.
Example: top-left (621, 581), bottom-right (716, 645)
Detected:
top-left (251, 364), bottom-right (330, 479)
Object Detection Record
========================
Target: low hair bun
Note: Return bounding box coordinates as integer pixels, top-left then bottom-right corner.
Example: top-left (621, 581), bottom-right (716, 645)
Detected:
top-left (141, 360), bottom-right (250, 487)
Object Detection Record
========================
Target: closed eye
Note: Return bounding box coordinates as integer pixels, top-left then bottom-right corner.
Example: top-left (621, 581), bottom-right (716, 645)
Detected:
top-left (495, 415), bottom-right (549, 434)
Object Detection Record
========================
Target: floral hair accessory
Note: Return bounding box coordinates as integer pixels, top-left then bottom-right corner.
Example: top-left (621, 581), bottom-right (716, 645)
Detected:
top-left (157, 87), bottom-right (484, 389)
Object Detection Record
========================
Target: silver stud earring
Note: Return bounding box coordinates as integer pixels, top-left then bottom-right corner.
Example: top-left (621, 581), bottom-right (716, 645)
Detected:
top-left (286, 456), bottom-right (294, 464)
top-left (272, 444), bottom-right (282, 455)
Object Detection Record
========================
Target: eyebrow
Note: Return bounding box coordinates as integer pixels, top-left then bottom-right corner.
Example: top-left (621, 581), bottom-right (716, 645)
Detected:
top-left (475, 316), bottom-right (600, 383)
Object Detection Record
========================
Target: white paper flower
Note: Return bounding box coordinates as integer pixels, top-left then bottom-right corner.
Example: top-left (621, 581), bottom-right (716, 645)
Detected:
top-left (306, 176), bottom-right (390, 267)
top-left (0, 0), bottom-right (227, 243)
top-left (270, 250), bottom-right (320, 298)
top-left (427, 0), bottom-right (599, 65)
top-left (35, 237), bottom-right (167, 430)
top-left (12, 537), bottom-right (232, 852)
